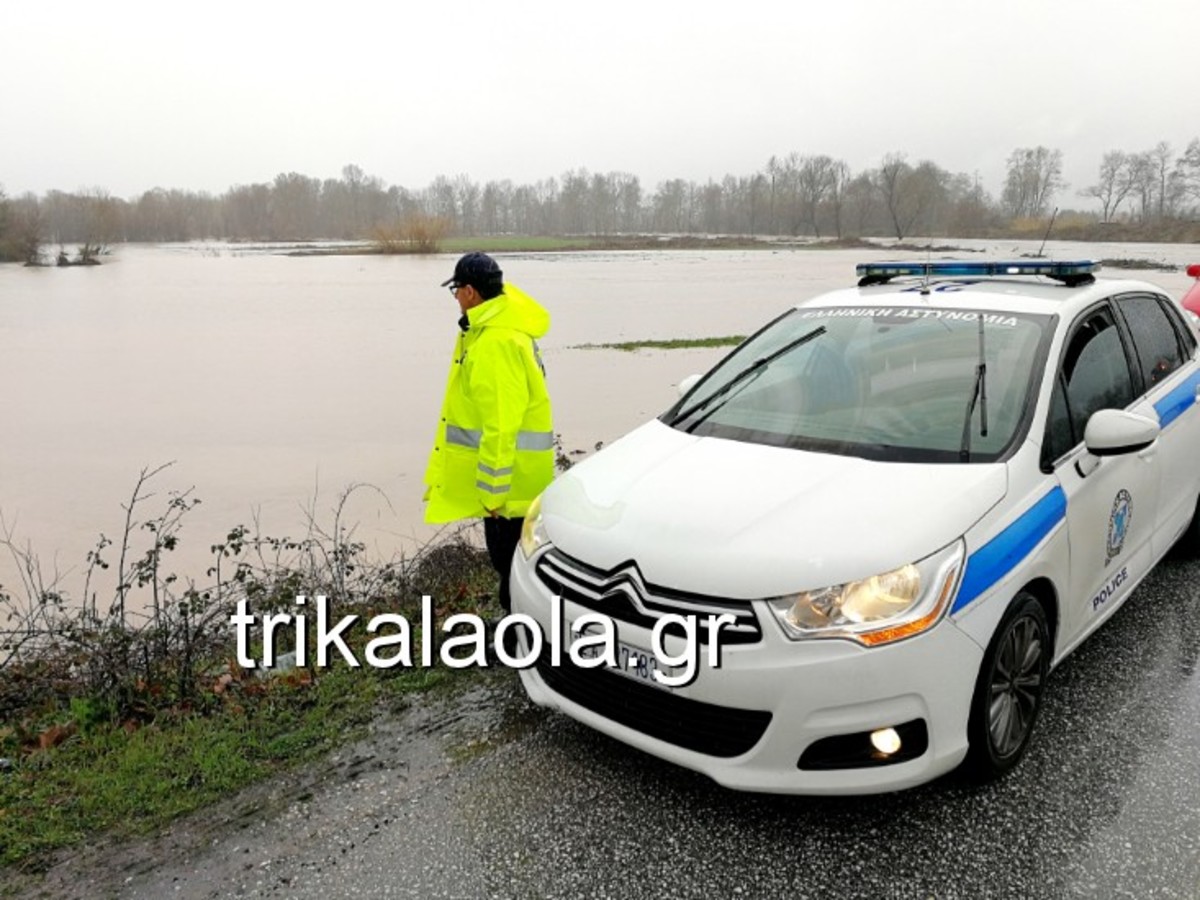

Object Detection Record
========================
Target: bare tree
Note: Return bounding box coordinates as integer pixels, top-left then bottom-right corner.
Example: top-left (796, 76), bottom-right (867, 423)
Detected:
top-left (480, 180), bottom-right (513, 235)
top-left (873, 154), bottom-right (925, 239)
top-left (534, 178), bottom-right (560, 234)
top-left (1126, 152), bottom-right (1159, 222)
top-left (746, 172), bottom-right (768, 236)
top-left (763, 155), bottom-right (781, 234)
top-left (945, 172), bottom-right (994, 237)
top-left (840, 173), bottom-right (877, 238)
top-left (270, 172), bottom-right (321, 240)
top-left (558, 169), bottom-right (590, 234)
top-left (615, 173), bottom-right (643, 233)
top-left (874, 154), bottom-right (909, 238)
top-left (796, 155), bottom-right (838, 238)
top-left (1147, 142), bottom-right (1174, 220)
top-left (224, 182), bottom-right (272, 240)
top-left (774, 152), bottom-right (807, 235)
top-left (1081, 151), bottom-right (1135, 223)
top-left (1002, 146), bottom-right (1064, 218)
top-left (1174, 139), bottom-right (1200, 211)
top-left (589, 172), bottom-right (618, 234)
top-left (822, 161), bottom-right (851, 239)
top-left (425, 175), bottom-right (460, 227)
top-left (453, 174), bottom-right (480, 236)
top-left (651, 179), bottom-right (692, 233)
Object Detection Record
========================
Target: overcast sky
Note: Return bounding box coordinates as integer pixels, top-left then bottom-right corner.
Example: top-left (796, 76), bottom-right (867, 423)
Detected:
top-left (2, 0), bottom-right (1196, 206)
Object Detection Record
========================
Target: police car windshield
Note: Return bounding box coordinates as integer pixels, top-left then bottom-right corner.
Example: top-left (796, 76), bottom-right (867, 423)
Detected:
top-left (664, 305), bottom-right (1052, 463)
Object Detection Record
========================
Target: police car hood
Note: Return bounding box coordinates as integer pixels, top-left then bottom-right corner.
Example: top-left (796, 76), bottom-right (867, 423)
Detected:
top-left (542, 419), bottom-right (1007, 598)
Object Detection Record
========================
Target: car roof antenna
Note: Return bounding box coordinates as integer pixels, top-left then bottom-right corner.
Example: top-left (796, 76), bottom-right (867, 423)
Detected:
top-left (1036, 207), bottom-right (1059, 259)
top-left (920, 243), bottom-right (932, 296)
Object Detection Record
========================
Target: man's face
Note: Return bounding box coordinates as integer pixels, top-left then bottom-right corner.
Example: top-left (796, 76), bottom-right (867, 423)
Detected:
top-left (452, 283), bottom-right (481, 314)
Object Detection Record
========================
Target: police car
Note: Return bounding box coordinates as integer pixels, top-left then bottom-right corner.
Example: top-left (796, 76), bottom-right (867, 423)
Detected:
top-left (509, 260), bottom-right (1200, 794)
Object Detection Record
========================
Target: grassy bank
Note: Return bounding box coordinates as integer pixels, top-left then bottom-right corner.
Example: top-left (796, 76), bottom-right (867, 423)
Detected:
top-left (285, 234), bottom-right (784, 256)
top-left (439, 234), bottom-right (778, 253)
top-left (298, 228), bottom-right (1200, 260)
top-left (0, 474), bottom-right (500, 875)
top-left (0, 661), bottom-right (461, 871)
top-left (278, 230), bottom-right (1200, 262)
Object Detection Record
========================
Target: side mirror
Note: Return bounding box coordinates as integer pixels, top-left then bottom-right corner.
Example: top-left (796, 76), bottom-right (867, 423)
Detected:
top-left (1084, 409), bottom-right (1159, 457)
top-left (677, 373), bottom-right (703, 398)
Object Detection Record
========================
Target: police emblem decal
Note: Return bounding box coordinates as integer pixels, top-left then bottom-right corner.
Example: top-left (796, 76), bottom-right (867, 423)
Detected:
top-left (1106, 489), bottom-right (1132, 565)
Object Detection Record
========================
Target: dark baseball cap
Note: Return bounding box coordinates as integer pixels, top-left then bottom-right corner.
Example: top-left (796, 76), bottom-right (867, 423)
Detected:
top-left (441, 252), bottom-right (503, 289)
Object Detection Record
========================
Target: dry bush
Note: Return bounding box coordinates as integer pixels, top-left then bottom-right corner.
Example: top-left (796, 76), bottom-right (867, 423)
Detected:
top-left (370, 214), bottom-right (453, 254)
top-left (0, 469), bottom-right (496, 726)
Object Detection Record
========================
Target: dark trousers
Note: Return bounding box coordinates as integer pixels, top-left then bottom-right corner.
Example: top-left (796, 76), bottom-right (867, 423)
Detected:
top-left (483, 516), bottom-right (524, 612)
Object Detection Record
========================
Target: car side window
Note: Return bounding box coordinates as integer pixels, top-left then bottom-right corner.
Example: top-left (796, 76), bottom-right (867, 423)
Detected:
top-left (1116, 294), bottom-right (1185, 390)
top-left (1043, 373), bottom-right (1074, 465)
top-left (1045, 308), bottom-right (1134, 466)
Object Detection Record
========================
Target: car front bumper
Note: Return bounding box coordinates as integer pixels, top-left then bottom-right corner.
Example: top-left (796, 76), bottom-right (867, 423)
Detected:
top-left (510, 547), bottom-right (984, 795)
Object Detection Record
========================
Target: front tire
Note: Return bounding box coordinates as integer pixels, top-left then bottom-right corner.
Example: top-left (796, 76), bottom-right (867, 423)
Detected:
top-left (965, 592), bottom-right (1050, 780)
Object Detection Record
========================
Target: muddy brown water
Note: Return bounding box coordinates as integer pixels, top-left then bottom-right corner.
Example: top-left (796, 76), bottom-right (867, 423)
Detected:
top-left (0, 240), bottom-right (1194, 612)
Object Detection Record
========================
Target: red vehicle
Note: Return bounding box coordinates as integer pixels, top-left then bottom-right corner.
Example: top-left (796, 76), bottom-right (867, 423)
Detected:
top-left (1184, 264), bottom-right (1200, 316)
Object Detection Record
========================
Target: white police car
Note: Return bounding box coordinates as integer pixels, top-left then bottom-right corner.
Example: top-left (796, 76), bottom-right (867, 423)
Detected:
top-left (509, 260), bottom-right (1200, 794)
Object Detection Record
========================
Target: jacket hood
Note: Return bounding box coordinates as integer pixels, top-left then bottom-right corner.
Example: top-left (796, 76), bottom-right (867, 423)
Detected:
top-left (467, 283), bottom-right (550, 339)
top-left (540, 419), bottom-right (1008, 598)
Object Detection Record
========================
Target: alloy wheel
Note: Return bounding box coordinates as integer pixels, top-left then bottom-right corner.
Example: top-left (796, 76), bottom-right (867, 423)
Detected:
top-left (986, 614), bottom-right (1044, 758)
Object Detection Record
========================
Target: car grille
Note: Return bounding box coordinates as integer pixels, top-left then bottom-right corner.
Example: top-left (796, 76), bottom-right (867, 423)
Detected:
top-left (534, 547), bottom-right (762, 645)
top-left (535, 651), bottom-right (772, 758)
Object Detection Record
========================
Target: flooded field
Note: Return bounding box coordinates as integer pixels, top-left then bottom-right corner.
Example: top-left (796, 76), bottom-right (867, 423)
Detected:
top-left (0, 240), bottom-right (1196, 608)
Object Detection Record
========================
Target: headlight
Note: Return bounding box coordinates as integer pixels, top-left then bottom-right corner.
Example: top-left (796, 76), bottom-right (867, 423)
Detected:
top-left (766, 540), bottom-right (964, 646)
top-left (519, 494), bottom-right (549, 559)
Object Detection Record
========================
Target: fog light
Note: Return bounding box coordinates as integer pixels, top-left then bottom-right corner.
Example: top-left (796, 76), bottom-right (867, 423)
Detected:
top-left (870, 727), bottom-right (902, 756)
top-left (797, 719), bottom-right (928, 770)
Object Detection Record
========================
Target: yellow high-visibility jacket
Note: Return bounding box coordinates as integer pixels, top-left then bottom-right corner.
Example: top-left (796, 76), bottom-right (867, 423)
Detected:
top-left (423, 283), bottom-right (555, 523)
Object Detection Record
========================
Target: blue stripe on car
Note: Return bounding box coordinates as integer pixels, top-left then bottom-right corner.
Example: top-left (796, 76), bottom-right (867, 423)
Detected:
top-left (1153, 371), bottom-right (1200, 429)
top-left (952, 486), bottom-right (1067, 614)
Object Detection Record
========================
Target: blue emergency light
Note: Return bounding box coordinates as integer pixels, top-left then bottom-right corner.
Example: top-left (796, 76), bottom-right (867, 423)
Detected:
top-left (856, 260), bottom-right (1100, 287)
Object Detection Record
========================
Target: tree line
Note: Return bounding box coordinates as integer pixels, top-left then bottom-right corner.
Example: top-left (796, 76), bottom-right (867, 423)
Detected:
top-left (3, 141), bottom-right (1200, 261)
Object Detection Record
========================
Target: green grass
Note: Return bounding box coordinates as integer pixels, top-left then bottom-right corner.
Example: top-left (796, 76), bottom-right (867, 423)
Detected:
top-left (573, 336), bottom-right (745, 352)
top-left (0, 663), bottom-right (454, 871)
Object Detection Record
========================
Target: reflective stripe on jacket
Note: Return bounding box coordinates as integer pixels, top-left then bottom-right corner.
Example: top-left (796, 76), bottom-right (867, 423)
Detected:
top-left (423, 282), bottom-right (555, 523)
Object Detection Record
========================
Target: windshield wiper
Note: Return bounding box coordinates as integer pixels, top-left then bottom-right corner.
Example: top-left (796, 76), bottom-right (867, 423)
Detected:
top-left (672, 326), bottom-right (826, 432)
top-left (959, 314), bottom-right (989, 462)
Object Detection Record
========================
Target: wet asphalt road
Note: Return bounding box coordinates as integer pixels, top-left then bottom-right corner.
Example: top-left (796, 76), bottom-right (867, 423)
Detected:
top-left (24, 557), bottom-right (1200, 899)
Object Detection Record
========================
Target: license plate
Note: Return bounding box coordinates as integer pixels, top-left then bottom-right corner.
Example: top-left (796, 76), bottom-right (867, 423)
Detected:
top-left (578, 636), bottom-right (676, 691)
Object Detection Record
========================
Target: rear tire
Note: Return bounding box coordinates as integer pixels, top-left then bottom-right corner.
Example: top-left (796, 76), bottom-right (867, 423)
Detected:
top-left (965, 592), bottom-right (1050, 780)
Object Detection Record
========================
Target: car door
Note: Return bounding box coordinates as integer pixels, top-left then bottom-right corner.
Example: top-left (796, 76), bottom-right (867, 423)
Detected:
top-left (1111, 292), bottom-right (1200, 557)
top-left (1042, 302), bottom-right (1161, 648)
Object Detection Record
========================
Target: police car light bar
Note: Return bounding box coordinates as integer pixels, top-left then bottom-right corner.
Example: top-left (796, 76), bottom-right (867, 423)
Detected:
top-left (856, 260), bottom-right (1100, 287)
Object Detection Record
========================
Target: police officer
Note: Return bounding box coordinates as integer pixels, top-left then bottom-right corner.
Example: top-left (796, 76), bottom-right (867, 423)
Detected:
top-left (424, 252), bottom-right (555, 613)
